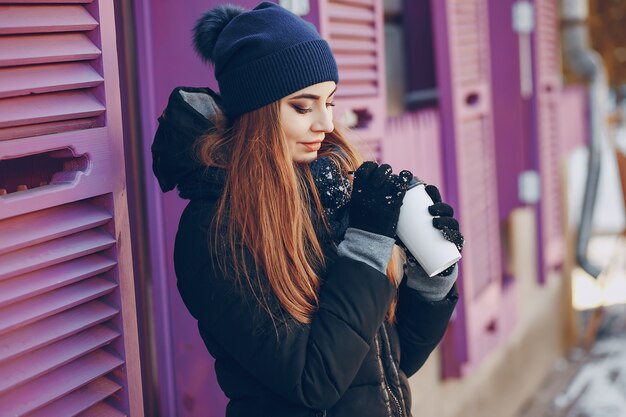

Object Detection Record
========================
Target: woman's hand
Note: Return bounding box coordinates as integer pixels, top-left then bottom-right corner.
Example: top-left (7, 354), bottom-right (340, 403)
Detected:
top-left (348, 161), bottom-right (413, 238)
top-left (424, 184), bottom-right (464, 253)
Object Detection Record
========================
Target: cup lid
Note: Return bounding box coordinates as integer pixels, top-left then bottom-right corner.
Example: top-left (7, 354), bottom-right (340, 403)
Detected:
top-left (407, 176), bottom-right (425, 190)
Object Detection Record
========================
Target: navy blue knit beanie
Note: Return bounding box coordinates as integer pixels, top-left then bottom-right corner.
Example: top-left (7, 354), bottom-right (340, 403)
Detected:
top-left (193, 2), bottom-right (339, 117)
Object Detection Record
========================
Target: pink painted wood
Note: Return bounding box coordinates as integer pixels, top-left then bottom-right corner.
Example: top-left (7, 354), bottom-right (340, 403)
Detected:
top-left (0, 129), bottom-right (116, 218)
top-left (0, 350), bottom-right (124, 415)
top-left (0, 63), bottom-right (104, 99)
top-left (0, 91), bottom-right (105, 129)
top-left (382, 109), bottom-right (445, 189)
top-left (0, 201), bottom-right (112, 254)
top-left (558, 86), bottom-right (587, 156)
top-left (0, 230), bottom-right (116, 281)
top-left (28, 377), bottom-right (122, 417)
top-left (0, 2), bottom-right (144, 414)
top-left (0, 5), bottom-right (98, 35)
top-left (77, 401), bottom-right (127, 417)
top-left (0, 33), bottom-right (101, 67)
top-left (0, 278), bottom-right (117, 336)
top-left (0, 326), bottom-right (119, 394)
top-left (0, 0), bottom-right (93, 3)
top-left (93, 1), bottom-right (145, 413)
top-left (327, 3), bottom-right (374, 21)
top-left (431, 0), bottom-right (505, 378)
top-left (533, 0), bottom-right (564, 273)
top-left (319, 0), bottom-right (386, 145)
top-left (0, 301), bottom-right (118, 363)
top-left (0, 255), bottom-right (116, 307)
top-left (0, 118), bottom-right (100, 142)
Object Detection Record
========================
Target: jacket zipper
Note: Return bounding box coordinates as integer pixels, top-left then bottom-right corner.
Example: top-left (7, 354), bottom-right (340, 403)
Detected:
top-left (380, 324), bottom-right (408, 417)
top-left (388, 389), bottom-right (403, 417)
top-left (374, 333), bottom-right (401, 417)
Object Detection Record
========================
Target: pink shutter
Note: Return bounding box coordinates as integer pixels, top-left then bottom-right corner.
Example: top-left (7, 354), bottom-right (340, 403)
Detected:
top-left (431, 0), bottom-right (505, 377)
top-left (318, 0), bottom-right (386, 158)
top-left (558, 86), bottom-right (587, 155)
top-left (383, 110), bottom-right (445, 190)
top-left (534, 0), bottom-right (563, 273)
top-left (0, 1), bottom-right (143, 416)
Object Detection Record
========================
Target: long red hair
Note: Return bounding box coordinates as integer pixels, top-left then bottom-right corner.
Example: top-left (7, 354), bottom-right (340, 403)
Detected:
top-left (198, 101), bottom-right (400, 324)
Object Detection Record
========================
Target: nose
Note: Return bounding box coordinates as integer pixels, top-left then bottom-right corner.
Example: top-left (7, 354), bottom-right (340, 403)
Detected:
top-left (311, 106), bottom-right (334, 133)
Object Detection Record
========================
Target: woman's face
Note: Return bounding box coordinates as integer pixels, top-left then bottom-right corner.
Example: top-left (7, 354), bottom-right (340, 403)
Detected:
top-left (279, 81), bottom-right (336, 163)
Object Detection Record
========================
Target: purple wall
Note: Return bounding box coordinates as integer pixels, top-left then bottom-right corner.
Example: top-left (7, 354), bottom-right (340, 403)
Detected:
top-left (489, 0), bottom-right (533, 221)
top-left (132, 0), bottom-right (225, 412)
top-left (487, 0), bottom-right (537, 286)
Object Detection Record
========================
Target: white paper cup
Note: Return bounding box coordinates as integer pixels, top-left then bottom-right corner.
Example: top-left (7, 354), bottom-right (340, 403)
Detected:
top-left (396, 182), bottom-right (462, 277)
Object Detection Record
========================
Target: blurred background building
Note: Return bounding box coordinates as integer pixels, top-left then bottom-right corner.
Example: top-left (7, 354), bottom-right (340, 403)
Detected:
top-left (0, 0), bottom-right (624, 416)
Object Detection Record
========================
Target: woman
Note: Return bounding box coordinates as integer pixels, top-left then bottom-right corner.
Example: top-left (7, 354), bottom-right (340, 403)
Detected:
top-left (152, 3), bottom-right (464, 416)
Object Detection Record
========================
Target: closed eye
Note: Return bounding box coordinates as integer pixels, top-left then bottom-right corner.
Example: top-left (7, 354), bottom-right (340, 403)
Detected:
top-left (293, 105), bottom-right (312, 114)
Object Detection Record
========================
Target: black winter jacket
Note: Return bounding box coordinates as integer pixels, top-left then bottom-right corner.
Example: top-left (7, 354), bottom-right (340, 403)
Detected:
top-left (153, 87), bottom-right (459, 417)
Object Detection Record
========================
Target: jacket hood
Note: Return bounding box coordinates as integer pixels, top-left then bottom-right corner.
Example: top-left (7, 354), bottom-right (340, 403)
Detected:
top-left (151, 86), bottom-right (226, 200)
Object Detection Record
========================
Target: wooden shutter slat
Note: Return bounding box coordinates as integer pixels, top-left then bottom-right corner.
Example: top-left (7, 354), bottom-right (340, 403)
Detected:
top-left (0, 349), bottom-right (123, 415)
top-left (328, 3), bottom-right (374, 22)
top-left (329, 39), bottom-right (376, 52)
top-left (28, 377), bottom-right (122, 417)
top-left (534, 0), bottom-right (563, 271)
top-left (0, 5), bottom-right (98, 35)
top-left (0, 230), bottom-right (116, 281)
top-left (0, 277), bottom-right (117, 335)
top-left (0, 326), bottom-right (120, 395)
top-left (0, 201), bottom-right (112, 255)
top-left (0, 0), bottom-right (94, 3)
top-left (0, 300), bottom-right (117, 363)
top-left (335, 85), bottom-right (378, 97)
top-left (77, 402), bottom-right (126, 417)
top-left (335, 54), bottom-right (376, 67)
top-left (0, 117), bottom-right (100, 142)
top-left (339, 69), bottom-right (377, 82)
top-left (0, 255), bottom-right (117, 308)
top-left (332, 0), bottom-right (375, 6)
top-left (0, 33), bottom-right (101, 67)
top-left (0, 90), bottom-right (105, 129)
top-left (329, 22), bottom-right (375, 39)
top-left (0, 62), bottom-right (104, 99)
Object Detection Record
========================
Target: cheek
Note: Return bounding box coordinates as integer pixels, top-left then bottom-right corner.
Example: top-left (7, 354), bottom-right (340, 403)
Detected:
top-left (281, 116), bottom-right (308, 143)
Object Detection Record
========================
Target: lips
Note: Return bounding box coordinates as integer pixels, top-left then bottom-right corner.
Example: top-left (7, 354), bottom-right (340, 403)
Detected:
top-left (301, 141), bottom-right (322, 152)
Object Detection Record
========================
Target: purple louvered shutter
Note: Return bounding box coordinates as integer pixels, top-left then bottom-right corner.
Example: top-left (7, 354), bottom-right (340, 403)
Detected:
top-left (318, 0), bottom-right (386, 158)
top-left (533, 0), bottom-right (564, 275)
top-left (0, 1), bottom-right (143, 415)
top-left (431, 0), bottom-right (507, 377)
top-left (383, 110), bottom-right (445, 190)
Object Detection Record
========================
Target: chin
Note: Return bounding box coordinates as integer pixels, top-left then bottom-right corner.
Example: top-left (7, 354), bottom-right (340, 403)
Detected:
top-left (293, 152), bottom-right (318, 163)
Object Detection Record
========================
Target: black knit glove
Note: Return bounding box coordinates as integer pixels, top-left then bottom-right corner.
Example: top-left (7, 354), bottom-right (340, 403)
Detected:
top-left (425, 184), bottom-right (464, 252)
top-left (349, 161), bottom-right (413, 238)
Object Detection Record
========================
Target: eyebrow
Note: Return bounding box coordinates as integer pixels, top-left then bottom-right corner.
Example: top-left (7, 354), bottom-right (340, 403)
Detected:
top-left (288, 86), bottom-right (338, 100)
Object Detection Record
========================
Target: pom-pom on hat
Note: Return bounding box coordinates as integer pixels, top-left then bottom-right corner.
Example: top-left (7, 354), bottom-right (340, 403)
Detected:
top-left (193, 2), bottom-right (339, 117)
